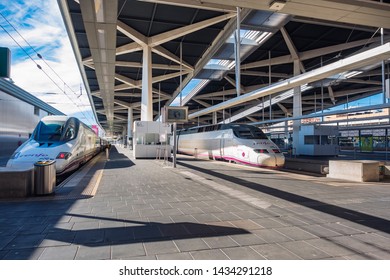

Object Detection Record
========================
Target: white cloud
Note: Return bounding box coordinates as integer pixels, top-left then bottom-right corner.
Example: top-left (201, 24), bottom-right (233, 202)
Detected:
top-left (1, 1), bottom-right (63, 50)
top-left (1, 0), bottom-right (98, 126)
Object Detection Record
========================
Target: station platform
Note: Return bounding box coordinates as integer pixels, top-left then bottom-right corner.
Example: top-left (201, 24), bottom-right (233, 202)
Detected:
top-left (0, 145), bottom-right (390, 260)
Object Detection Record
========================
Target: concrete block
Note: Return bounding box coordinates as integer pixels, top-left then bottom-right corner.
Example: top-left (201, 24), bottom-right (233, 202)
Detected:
top-left (0, 167), bottom-right (34, 197)
top-left (327, 160), bottom-right (379, 182)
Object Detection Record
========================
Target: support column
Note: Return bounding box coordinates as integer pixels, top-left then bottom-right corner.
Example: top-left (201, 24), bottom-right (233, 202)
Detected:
top-left (127, 107), bottom-right (133, 148)
top-left (235, 7), bottom-right (241, 97)
top-left (292, 60), bottom-right (302, 156)
top-left (212, 111), bottom-right (218, 124)
top-left (122, 125), bottom-right (127, 147)
top-left (141, 46), bottom-right (153, 121)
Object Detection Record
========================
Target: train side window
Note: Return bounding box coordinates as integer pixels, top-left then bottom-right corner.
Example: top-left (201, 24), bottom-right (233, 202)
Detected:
top-left (205, 125), bottom-right (218, 132)
top-left (236, 127), bottom-right (252, 138)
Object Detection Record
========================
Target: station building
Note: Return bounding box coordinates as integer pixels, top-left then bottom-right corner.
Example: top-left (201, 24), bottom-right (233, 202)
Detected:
top-left (0, 78), bottom-right (63, 165)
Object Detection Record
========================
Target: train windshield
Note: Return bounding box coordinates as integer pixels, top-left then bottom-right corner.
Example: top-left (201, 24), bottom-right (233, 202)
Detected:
top-left (232, 125), bottom-right (268, 139)
top-left (33, 120), bottom-right (66, 142)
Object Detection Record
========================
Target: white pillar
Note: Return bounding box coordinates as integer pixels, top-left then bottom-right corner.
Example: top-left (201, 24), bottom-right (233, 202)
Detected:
top-left (292, 60), bottom-right (302, 156)
top-left (142, 46), bottom-right (153, 121)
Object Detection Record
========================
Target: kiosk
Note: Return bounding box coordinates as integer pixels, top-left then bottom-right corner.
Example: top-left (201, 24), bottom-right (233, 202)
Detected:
top-left (133, 121), bottom-right (171, 159)
top-left (299, 125), bottom-right (339, 156)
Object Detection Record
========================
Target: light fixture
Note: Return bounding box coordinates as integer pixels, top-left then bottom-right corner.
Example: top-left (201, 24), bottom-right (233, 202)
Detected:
top-left (343, 70), bottom-right (363, 79)
top-left (269, 0), bottom-right (286, 11)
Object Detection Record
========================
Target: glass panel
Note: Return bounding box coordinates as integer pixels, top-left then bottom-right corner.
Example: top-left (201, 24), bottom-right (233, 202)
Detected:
top-left (145, 133), bottom-right (159, 145)
top-left (136, 134), bottom-right (144, 144)
top-left (232, 125), bottom-right (268, 139)
top-left (360, 135), bottom-right (373, 152)
top-left (320, 135), bottom-right (331, 145)
top-left (34, 120), bottom-right (65, 142)
top-left (373, 129), bottom-right (386, 136)
top-left (304, 135), bottom-right (320, 145)
top-left (373, 136), bottom-right (386, 150)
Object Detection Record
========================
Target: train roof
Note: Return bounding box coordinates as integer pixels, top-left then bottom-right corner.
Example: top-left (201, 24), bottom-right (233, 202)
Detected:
top-left (40, 115), bottom-right (72, 122)
top-left (181, 123), bottom-right (256, 130)
top-left (179, 123), bottom-right (263, 134)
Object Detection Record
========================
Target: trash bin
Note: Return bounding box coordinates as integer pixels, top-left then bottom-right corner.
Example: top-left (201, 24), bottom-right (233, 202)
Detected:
top-left (34, 160), bottom-right (56, 195)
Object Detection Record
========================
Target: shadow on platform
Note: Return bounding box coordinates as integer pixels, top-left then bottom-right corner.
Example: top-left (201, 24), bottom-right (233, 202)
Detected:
top-left (177, 161), bottom-right (390, 235)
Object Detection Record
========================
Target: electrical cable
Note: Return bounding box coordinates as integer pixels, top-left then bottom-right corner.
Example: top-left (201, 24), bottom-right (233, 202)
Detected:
top-left (0, 12), bottom-right (96, 124)
top-left (0, 11), bottom-right (81, 98)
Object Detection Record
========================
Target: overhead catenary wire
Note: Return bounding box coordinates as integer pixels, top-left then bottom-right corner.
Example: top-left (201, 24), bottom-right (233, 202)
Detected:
top-left (0, 12), bottom-right (81, 99)
top-left (0, 24), bottom-right (68, 96)
top-left (0, 12), bottom-right (96, 125)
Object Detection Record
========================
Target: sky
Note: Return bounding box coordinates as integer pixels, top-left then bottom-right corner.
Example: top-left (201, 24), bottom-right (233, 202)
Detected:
top-left (0, 0), bottom-right (97, 126)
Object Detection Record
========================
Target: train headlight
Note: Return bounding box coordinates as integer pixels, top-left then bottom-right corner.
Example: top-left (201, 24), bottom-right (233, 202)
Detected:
top-left (56, 152), bottom-right (72, 160)
top-left (254, 149), bottom-right (269, 153)
top-left (10, 152), bottom-right (21, 159)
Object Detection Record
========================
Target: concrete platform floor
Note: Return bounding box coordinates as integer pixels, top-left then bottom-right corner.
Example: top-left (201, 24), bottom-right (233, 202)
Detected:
top-left (0, 145), bottom-right (390, 260)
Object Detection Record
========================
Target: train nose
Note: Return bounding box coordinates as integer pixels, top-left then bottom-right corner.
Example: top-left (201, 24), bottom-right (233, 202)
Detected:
top-left (6, 160), bottom-right (35, 170)
top-left (257, 153), bottom-right (285, 167)
top-left (257, 155), bottom-right (277, 167)
top-left (275, 153), bottom-right (285, 167)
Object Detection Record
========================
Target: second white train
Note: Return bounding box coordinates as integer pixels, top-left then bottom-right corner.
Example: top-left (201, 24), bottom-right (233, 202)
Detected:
top-left (177, 123), bottom-right (285, 168)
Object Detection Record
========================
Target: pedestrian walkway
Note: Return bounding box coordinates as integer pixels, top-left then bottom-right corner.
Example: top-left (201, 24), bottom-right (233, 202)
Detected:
top-left (0, 145), bottom-right (390, 260)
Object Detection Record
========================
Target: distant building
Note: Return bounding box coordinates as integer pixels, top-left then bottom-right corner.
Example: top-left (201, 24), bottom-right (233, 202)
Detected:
top-left (265, 106), bottom-right (390, 152)
top-left (0, 78), bottom-right (64, 165)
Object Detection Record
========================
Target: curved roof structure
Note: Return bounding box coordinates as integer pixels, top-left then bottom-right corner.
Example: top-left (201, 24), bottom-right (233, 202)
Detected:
top-left (58, 0), bottom-right (390, 135)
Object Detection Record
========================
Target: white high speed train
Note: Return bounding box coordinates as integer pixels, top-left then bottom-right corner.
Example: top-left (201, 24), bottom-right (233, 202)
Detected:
top-left (177, 123), bottom-right (285, 168)
top-left (7, 116), bottom-right (102, 175)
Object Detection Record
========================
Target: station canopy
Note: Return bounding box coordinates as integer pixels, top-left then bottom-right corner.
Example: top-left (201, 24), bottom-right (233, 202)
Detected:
top-left (59, 0), bottom-right (390, 135)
